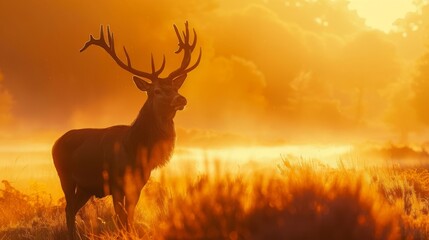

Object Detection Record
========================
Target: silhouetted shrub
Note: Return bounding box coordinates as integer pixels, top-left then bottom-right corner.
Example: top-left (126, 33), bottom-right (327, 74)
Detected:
top-left (157, 163), bottom-right (401, 240)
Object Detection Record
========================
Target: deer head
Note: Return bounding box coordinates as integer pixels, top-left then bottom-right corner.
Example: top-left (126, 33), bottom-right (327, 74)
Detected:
top-left (80, 22), bottom-right (201, 119)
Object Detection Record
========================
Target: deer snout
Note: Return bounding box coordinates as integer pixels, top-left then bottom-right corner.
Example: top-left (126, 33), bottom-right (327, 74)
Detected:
top-left (171, 95), bottom-right (187, 110)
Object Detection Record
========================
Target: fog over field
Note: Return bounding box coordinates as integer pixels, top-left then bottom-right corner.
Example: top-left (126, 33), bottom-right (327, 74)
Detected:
top-left (1, 0), bottom-right (429, 239)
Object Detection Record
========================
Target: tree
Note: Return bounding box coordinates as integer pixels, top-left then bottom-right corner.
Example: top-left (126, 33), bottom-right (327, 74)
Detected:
top-left (413, 51), bottom-right (429, 126)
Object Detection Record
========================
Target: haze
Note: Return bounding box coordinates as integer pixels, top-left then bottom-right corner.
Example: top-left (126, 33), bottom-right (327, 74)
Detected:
top-left (0, 0), bottom-right (428, 149)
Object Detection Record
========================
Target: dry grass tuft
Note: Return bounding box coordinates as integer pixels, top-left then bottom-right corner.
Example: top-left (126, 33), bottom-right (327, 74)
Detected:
top-left (0, 159), bottom-right (428, 239)
top-left (157, 161), bottom-right (402, 240)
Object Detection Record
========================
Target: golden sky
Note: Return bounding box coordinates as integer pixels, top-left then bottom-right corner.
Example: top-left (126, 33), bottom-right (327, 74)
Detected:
top-left (349, 0), bottom-right (415, 32)
top-left (0, 0), bottom-right (428, 146)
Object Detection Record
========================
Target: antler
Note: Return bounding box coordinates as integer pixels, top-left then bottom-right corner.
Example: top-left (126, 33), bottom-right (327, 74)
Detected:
top-left (80, 22), bottom-right (201, 83)
top-left (80, 25), bottom-right (165, 82)
top-left (167, 21), bottom-right (202, 80)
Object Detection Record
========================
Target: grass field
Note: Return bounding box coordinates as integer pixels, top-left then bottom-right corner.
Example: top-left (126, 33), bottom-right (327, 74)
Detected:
top-left (0, 147), bottom-right (429, 240)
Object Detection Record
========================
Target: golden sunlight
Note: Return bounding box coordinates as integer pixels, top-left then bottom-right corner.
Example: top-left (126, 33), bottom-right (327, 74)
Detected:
top-left (2, 0), bottom-right (429, 238)
top-left (349, 0), bottom-right (415, 32)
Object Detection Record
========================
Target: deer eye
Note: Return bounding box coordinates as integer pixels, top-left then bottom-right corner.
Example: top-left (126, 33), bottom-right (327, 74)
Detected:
top-left (154, 89), bottom-right (162, 95)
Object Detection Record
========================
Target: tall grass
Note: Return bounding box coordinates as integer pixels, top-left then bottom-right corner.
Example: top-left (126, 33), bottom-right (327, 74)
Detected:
top-left (0, 158), bottom-right (428, 239)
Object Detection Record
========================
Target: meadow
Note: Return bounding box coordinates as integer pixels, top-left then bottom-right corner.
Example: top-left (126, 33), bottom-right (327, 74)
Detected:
top-left (0, 145), bottom-right (429, 240)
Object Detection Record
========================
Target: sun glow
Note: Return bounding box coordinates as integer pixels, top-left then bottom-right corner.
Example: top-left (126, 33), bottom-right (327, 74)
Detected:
top-left (348, 0), bottom-right (416, 32)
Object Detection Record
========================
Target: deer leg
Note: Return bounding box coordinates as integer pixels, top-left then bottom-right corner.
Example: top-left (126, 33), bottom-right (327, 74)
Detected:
top-left (65, 194), bottom-right (76, 239)
top-left (112, 190), bottom-right (128, 229)
top-left (59, 176), bottom-right (77, 239)
top-left (66, 186), bottom-right (92, 239)
top-left (124, 192), bottom-right (140, 231)
top-left (112, 190), bottom-right (141, 231)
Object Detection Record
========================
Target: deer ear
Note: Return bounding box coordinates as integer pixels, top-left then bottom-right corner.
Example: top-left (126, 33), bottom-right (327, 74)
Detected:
top-left (133, 76), bottom-right (151, 92)
top-left (172, 74), bottom-right (187, 89)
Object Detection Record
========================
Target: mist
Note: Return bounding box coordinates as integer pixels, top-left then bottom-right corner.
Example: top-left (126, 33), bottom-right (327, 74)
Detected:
top-left (0, 0), bottom-right (428, 146)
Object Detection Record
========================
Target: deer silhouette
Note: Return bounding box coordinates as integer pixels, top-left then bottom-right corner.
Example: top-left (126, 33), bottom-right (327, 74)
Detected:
top-left (52, 22), bottom-right (201, 239)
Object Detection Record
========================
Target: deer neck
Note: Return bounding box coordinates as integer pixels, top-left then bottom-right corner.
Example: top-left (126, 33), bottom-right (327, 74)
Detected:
top-left (127, 99), bottom-right (176, 169)
top-left (130, 99), bottom-right (176, 142)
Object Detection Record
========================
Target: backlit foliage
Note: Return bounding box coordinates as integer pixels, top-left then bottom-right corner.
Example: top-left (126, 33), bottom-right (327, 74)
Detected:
top-left (1, 160), bottom-right (428, 239)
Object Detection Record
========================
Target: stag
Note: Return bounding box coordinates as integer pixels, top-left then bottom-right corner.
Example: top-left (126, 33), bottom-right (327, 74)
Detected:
top-left (52, 22), bottom-right (201, 238)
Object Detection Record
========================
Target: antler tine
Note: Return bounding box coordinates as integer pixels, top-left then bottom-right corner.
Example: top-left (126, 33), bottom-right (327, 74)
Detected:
top-left (175, 22), bottom-right (193, 53)
top-left (155, 55), bottom-right (166, 75)
top-left (99, 25), bottom-right (105, 42)
top-left (191, 28), bottom-right (197, 51)
top-left (184, 21), bottom-right (190, 44)
top-left (167, 22), bottom-right (202, 80)
top-left (80, 25), bottom-right (105, 52)
top-left (80, 35), bottom-right (95, 52)
top-left (151, 54), bottom-right (156, 74)
top-left (80, 25), bottom-right (158, 81)
top-left (107, 26), bottom-right (115, 51)
top-left (173, 24), bottom-right (184, 54)
top-left (181, 47), bottom-right (202, 75)
top-left (123, 46), bottom-right (132, 67)
top-left (150, 54), bottom-right (166, 76)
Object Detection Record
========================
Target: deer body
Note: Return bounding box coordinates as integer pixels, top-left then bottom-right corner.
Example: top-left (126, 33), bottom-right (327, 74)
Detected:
top-left (53, 103), bottom-right (174, 198)
top-left (52, 22), bottom-right (200, 239)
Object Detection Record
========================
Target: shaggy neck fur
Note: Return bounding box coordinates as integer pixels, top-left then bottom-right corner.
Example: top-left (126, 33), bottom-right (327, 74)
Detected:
top-left (127, 98), bottom-right (176, 168)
